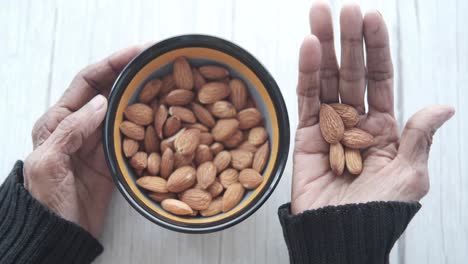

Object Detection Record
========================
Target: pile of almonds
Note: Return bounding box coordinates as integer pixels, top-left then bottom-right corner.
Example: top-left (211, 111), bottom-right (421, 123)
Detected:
top-left (319, 103), bottom-right (374, 176)
top-left (119, 57), bottom-right (270, 217)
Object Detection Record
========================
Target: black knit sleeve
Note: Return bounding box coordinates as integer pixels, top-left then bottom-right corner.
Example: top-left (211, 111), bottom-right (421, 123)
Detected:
top-left (278, 201), bottom-right (421, 264)
top-left (0, 161), bottom-right (103, 264)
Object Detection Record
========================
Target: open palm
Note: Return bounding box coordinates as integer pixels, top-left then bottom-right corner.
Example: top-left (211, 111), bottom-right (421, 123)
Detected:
top-left (291, 2), bottom-right (454, 214)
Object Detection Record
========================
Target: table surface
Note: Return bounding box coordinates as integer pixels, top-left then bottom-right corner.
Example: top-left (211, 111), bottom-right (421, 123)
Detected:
top-left (1, 0), bottom-right (467, 263)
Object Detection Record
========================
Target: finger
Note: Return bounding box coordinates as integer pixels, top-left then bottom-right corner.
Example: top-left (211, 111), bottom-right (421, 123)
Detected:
top-left (364, 10), bottom-right (394, 116)
top-left (44, 95), bottom-right (108, 155)
top-left (398, 105), bottom-right (455, 164)
top-left (310, 0), bottom-right (339, 103)
top-left (339, 3), bottom-right (366, 113)
top-left (297, 35), bottom-right (322, 129)
top-left (32, 45), bottom-right (144, 148)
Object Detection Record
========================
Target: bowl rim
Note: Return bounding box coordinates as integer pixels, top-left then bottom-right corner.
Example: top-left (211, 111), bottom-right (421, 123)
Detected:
top-left (104, 34), bottom-right (290, 233)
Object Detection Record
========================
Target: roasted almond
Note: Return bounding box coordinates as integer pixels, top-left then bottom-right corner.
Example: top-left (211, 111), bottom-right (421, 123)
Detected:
top-left (169, 106), bottom-right (196, 123)
top-left (161, 74), bottom-right (176, 94)
top-left (160, 148), bottom-right (175, 179)
top-left (174, 152), bottom-right (194, 168)
top-left (222, 183), bottom-right (245, 212)
top-left (319, 104), bottom-right (345, 144)
top-left (196, 161), bottom-right (217, 189)
top-left (120, 121), bottom-right (145, 140)
top-left (161, 199), bottom-right (193, 215)
top-left (199, 132), bottom-right (214, 145)
top-left (237, 108), bottom-right (262, 129)
top-left (198, 82), bottom-right (231, 104)
top-left (144, 126), bottom-right (159, 153)
top-left (345, 147), bottom-right (363, 175)
top-left (174, 128), bottom-right (201, 155)
top-left (211, 119), bottom-right (239, 141)
top-left (219, 168), bottom-right (239, 188)
top-left (183, 122), bottom-right (209, 132)
top-left (149, 192), bottom-right (176, 202)
top-left (329, 143), bottom-right (345, 176)
top-left (166, 166), bottom-right (197, 192)
top-left (342, 128), bottom-right (374, 149)
top-left (229, 79), bottom-right (247, 110)
top-left (199, 65), bottom-right (229, 80)
top-left (163, 116), bottom-right (182, 137)
top-left (173, 57), bottom-right (194, 90)
top-left (192, 68), bottom-right (206, 91)
top-left (200, 197), bottom-right (223, 217)
top-left (130, 152), bottom-right (148, 171)
top-left (210, 142), bottom-right (225, 155)
top-left (195, 144), bottom-right (213, 165)
top-left (139, 79), bottom-right (161, 103)
top-left (210, 101), bottom-right (237, 118)
top-left (252, 142), bottom-right (269, 172)
top-left (137, 176), bottom-right (168, 193)
top-left (207, 180), bottom-right (224, 198)
top-left (179, 188), bottom-right (212, 210)
top-left (239, 168), bottom-right (263, 189)
top-left (123, 138), bottom-right (139, 157)
top-left (223, 130), bottom-right (243, 149)
top-left (239, 141), bottom-right (258, 153)
top-left (213, 150), bottom-right (231, 172)
top-left (230, 149), bottom-right (253, 170)
top-left (154, 104), bottom-right (168, 139)
top-left (165, 89), bottom-right (194, 106)
top-left (190, 103), bottom-right (216, 128)
top-left (147, 152), bottom-right (161, 175)
top-left (248, 127), bottom-right (268, 146)
top-left (149, 98), bottom-right (159, 113)
top-left (330, 103), bottom-right (360, 128)
top-left (124, 103), bottom-right (154, 126)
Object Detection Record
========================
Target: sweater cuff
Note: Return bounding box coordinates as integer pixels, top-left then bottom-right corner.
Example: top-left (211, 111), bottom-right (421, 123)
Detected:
top-left (0, 161), bottom-right (103, 264)
top-left (278, 201), bottom-right (421, 264)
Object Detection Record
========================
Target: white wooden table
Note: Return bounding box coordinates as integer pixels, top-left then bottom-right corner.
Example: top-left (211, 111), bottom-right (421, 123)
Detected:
top-left (1, 0), bottom-right (467, 263)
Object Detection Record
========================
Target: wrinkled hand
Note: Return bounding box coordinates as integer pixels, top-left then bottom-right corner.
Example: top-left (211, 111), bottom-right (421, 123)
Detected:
top-left (291, 2), bottom-right (454, 214)
top-left (23, 46), bottom-right (144, 237)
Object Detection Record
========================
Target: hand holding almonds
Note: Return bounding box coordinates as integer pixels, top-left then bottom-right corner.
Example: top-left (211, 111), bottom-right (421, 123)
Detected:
top-left (319, 103), bottom-right (374, 176)
top-left (120, 57), bottom-right (270, 217)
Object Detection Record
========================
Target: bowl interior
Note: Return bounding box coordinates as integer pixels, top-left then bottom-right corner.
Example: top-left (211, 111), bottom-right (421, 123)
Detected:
top-left (106, 39), bottom-right (288, 232)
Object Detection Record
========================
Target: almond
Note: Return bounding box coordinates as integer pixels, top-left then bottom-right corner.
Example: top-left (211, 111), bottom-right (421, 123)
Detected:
top-left (130, 152), bottom-right (148, 171)
top-left (179, 188), bottom-right (212, 210)
top-left (329, 143), bottom-right (345, 176)
top-left (120, 121), bottom-right (145, 140)
top-left (210, 142), bottom-right (225, 155)
top-left (230, 149), bottom-right (253, 170)
top-left (239, 168), bottom-right (263, 189)
top-left (183, 123), bottom-right (209, 132)
top-left (173, 57), bottom-right (194, 90)
top-left (150, 98), bottom-right (159, 113)
top-left (199, 132), bottom-right (214, 145)
top-left (200, 197), bottom-right (223, 217)
top-left (147, 152), bottom-right (161, 175)
top-left (223, 130), bottom-right (243, 149)
top-left (174, 128), bottom-right (200, 155)
top-left (345, 147), bottom-right (363, 175)
top-left (219, 168), bottom-right (239, 188)
top-left (165, 89), bottom-right (194, 106)
top-left (319, 104), bottom-right (344, 144)
top-left (124, 103), bottom-right (154, 126)
top-left (190, 103), bottom-right (215, 128)
top-left (229, 79), bottom-right (247, 110)
top-left (238, 108), bottom-right (262, 129)
top-left (211, 119), bottom-right (239, 141)
top-left (239, 141), bottom-right (258, 153)
top-left (198, 82), bottom-right (231, 104)
top-left (148, 192), bottom-right (176, 202)
top-left (144, 126), bottom-right (159, 153)
top-left (154, 104), bottom-right (168, 139)
top-left (163, 116), bottom-right (182, 137)
top-left (213, 150), bottom-right (231, 172)
top-left (174, 152), bottom-right (194, 168)
top-left (169, 106), bottom-right (196, 123)
top-left (139, 79), bottom-right (161, 103)
top-left (166, 166), bottom-right (197, 192)
top-left (248, 127), bottom-right (268, 146)
top-left (222, 183), bottom-right (245, 212)
top-left (341, 128), bottom-right (374, 149)
top-left (196, 161), bottom-right (217, 189)
top-left (137, 176), bottom-right (168, 193)
top-left (161, 74), bottom-right (176, 94)
top-left (207, 180), bottom-right (224, 198)
top-left (123, 138), bottom-right (139, 157)
top-left (210, 101), bottom-right (237, 118)
top-left (252, 142), bottom-right (269, 172)
top-left (161, 199), bottom-right (193, 215)
top-left (330, 103), bottom-right (360, 128)
top-left (199, 65), bottom-right (229, 80)
top-left (192, 68), bottom-right (206, 91)
top-left (195, 144), bottom-right (213, 165)
top-left (160, 148), bottom-right (174, 179)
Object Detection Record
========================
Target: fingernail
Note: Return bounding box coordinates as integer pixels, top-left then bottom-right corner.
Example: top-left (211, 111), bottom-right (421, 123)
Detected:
top-left (90, 94), bottom-right (107, 111)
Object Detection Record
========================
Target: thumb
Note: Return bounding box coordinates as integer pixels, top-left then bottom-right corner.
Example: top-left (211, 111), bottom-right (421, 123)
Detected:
top-left (44, 94), bottom-right (108, 155)
top-left (398, 105), bottom-right (455, 163)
